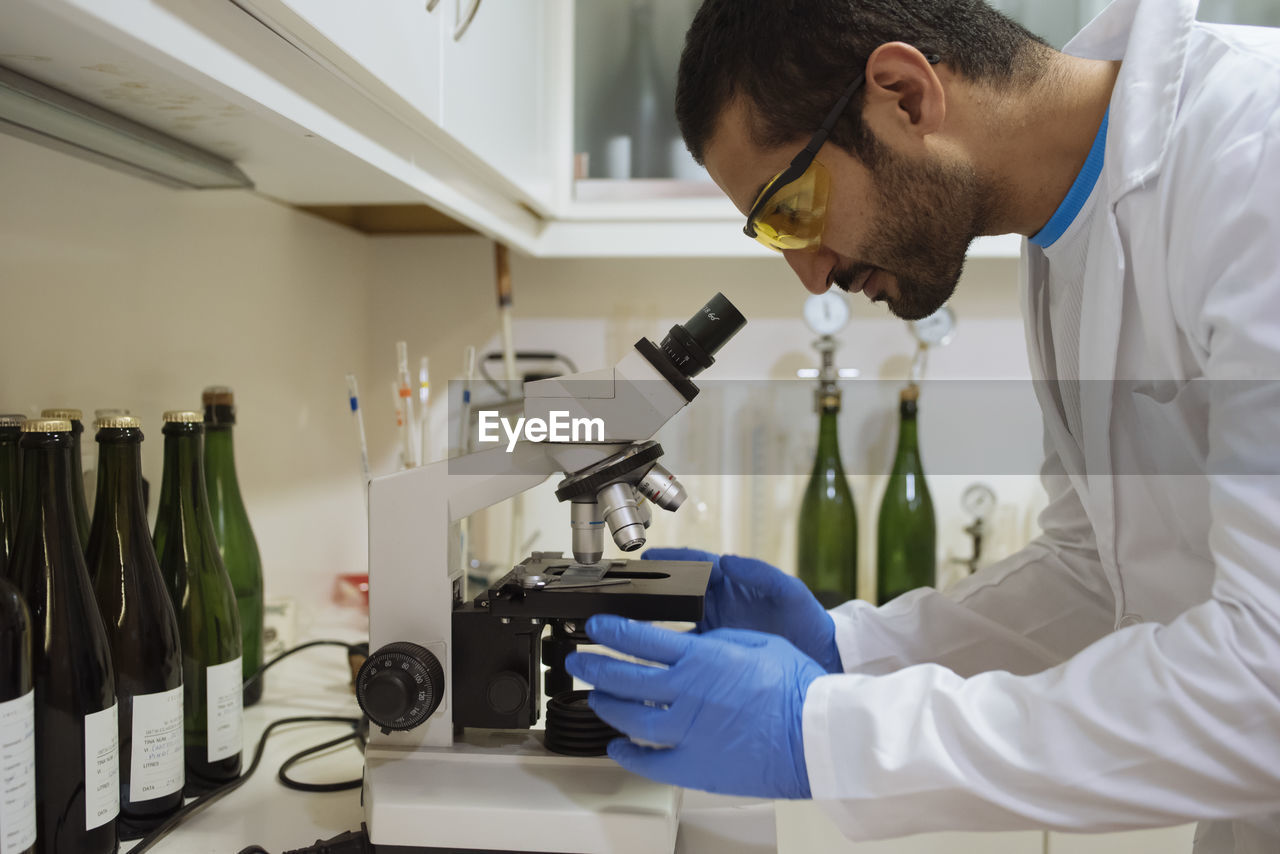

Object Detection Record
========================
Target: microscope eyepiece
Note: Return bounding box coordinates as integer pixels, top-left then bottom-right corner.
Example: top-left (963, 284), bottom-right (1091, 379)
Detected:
top-left (659, 292), bottom-right (746, 378)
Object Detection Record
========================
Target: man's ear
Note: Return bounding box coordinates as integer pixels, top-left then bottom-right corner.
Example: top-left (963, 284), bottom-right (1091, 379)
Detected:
top-left (863, 42), bottom-right (946, 141)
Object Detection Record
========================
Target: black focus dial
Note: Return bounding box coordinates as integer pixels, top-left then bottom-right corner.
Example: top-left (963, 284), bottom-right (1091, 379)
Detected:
top-left (356, 641), bottom-right (445, 733)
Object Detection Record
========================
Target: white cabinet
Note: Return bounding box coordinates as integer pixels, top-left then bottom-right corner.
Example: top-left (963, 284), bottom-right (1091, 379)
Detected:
top-left (439, 0), bottom-right (556, 206)
top-left (236, 0), bottom-right (444, 124)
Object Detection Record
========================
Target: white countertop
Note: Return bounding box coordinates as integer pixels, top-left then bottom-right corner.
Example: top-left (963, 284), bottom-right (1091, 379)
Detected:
top-left (125, 640), bottom-right (367, 854)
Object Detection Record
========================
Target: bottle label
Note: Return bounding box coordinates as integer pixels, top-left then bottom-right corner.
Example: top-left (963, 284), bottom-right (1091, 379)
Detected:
top-left (206, 658), bottom-right (243, 763)
top-left (0, 691), bottom-right (36, 854)
top-left (129, 686), bottom-right (184, 803)
top-left (84, 704), bottom-right (120, 830)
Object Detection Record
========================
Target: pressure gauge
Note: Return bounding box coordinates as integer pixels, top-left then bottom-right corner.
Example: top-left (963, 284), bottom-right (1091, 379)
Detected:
top-left (961, 483), bottom-right (998, 519)
top-left (910, 305), bottom-right (956, 347)
top-left (804, 290), bottom-right (851, 336)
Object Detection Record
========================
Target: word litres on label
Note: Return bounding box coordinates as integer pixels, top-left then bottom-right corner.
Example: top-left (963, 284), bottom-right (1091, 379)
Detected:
top-left (477, 411), bottom-right (605, 452)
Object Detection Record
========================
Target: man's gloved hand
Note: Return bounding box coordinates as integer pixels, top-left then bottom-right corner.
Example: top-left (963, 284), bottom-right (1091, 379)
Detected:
top-left (643, 547), bottom-right (842, 673)
top-left (565, 615), bottom-right (824, 799)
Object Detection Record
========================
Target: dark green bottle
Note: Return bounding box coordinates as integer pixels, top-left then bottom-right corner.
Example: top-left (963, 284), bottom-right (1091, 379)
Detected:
top-left (796, 338), bottom-right (858, 608)
top-left (876, 385), bottom-right (936, 605)
top-left (40, 409), bottom-right (91, 551)
top-left (202, 387), bottom-right (264, 707)
top-left (153, 411), bottom-right (242, 795)
top-left (9, 419), bottom-right (119, 854)
top-left (1, 413), bottom-right (23, 577)
top-left (0, 576), bottom-right (36, 854)
top-left (87, 417), bottom-right (184, 837)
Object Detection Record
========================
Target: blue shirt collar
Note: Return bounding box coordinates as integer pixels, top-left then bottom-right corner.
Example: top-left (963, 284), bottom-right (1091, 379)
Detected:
top-left (1029, 109), bottom-right (1109, 249)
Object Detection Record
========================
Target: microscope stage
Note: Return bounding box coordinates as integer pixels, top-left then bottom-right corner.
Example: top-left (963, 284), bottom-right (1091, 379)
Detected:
top-left (484, 556), bottom-right (713, 623)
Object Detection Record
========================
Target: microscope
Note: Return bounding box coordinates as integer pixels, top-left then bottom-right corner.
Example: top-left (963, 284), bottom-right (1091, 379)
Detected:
top-left (357, 293), bottom-right (746, 853)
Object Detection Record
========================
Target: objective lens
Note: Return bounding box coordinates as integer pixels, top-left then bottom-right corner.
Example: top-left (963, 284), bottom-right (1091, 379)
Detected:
top-left (659, 292), bottom-right (747, 378)
top-left (637, 464), bottom-right (686, 511)
top-left (570, 500), bottom-right (604, 565)
top-left (597, 482), bottom-right (646, 552)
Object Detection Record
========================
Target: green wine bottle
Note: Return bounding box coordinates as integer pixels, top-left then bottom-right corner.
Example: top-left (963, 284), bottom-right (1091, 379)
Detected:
top-left (40, 409), bottom-right (91, 550)
top-left (202, 387), bottom-right (264, 707)
top-left (876, 385), bottom-right (936, 605)
top-left (153, 411), bottom-right (242, 795)
top-left (10, 419), bottom-right (119, 854)
top-left (796, 338), bottom-right (858, 608)
top-left (87, 416), bottom-right (184, 837)
top-left (0, 413), bottom-right (23, 577)
top-left (0, 575), bottom-right (36, 854)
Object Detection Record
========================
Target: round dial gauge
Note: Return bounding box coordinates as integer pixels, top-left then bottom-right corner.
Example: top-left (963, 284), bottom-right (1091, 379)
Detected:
top-left (910, 305), bottom-right (956, 347)
top-left (804, 290), bottom-right (851, 336)
top-left (961, 483), bottom-right (998, 518)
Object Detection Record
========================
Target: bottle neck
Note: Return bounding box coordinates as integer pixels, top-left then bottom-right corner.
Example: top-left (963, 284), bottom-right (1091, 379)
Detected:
top-left (68, 420), bottom-right (85, 475)
top-left (92, 431), bottom-right (148, 539)
top-left (629, 0), bottom-right (654, 42)
top-left (204, 424), bottom-right (247, 510)
top-left (158, 428), bottom-right (210, 520)
top-left (0, 433), bottom-right (19, 537)
top-left (812, 403), bottom-right (845, 474)
top-left (15, 434), bottom-right (79, 550)
top-left (891, 403), bottom-right (922, 473)
top-left (0, 433), bottom-right (18, 491)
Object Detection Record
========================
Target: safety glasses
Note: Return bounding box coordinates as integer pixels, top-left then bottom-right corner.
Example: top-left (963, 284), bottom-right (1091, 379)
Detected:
top-left (743, 54), bottom-right (941, 252)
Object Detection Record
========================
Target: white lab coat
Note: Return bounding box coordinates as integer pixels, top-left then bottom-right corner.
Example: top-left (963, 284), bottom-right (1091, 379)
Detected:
top-left (801, 1), bottom-right (1280, 851)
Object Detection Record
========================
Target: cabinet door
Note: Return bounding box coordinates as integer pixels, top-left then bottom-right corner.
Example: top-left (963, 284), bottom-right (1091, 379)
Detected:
top-left (243, 0), bottom-right (443, 122)
top-left (776, 802), bottom-right (1045, 854)
top-left (439, 0), bottom-right (550, 199)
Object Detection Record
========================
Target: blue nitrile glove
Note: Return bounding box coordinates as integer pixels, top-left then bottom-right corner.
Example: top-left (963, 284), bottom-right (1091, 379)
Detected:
top-left (565, 615), bottom-right (824, 798)
top-left (643, 547), bottom-right (842, 673)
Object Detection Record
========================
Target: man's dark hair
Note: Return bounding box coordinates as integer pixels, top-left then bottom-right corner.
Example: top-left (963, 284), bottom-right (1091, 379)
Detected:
top-left (676, 0), bottom-right (1051, 165)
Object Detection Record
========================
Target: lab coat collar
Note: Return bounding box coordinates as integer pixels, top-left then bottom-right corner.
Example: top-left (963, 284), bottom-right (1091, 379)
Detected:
top-left (1063, 0), bottom-right (1199, 199)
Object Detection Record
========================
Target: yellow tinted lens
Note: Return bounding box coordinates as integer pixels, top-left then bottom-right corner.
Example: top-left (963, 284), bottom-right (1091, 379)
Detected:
top-left (749, 161), bottom-right (831, 251)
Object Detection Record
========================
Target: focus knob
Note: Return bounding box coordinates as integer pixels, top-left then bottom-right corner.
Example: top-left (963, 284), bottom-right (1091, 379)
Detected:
top-left (356, 641), bottom-right (445, 733)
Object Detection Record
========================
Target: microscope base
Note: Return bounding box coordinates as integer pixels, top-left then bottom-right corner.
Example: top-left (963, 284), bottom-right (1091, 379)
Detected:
top-left (364, 730), bottom-right (681, 853)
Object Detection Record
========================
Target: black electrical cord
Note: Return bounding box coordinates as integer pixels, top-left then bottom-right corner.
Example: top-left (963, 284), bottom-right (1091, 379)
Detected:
top-left (128, 715), bottom-right (361, 853)
top-left (277, 726), bottom-right (365, 793)
top-left (129, 639), bottom-right (368, 852)
top-left (242, 639), bottom-right (357, 695)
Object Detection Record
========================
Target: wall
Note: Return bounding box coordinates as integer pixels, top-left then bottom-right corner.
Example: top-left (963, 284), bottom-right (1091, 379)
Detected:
top-left (0, 129), bottom-right (1049, 615)
top-left (0, 132), bottom-right (370, 624)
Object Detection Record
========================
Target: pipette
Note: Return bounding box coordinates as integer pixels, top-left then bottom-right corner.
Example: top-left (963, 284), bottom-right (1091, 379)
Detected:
top-left (418, 356), bottom-right (430, 465)
top-left (345, 374), bottom-right (371, 484)
top-left (396, 341), bottom-right (418, 467)
top-left (459, 345), bottom-right (476, 456)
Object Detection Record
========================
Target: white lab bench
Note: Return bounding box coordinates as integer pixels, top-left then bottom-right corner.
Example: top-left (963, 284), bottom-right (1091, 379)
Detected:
top-left (123, 627), bottom-right (1193, 854)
